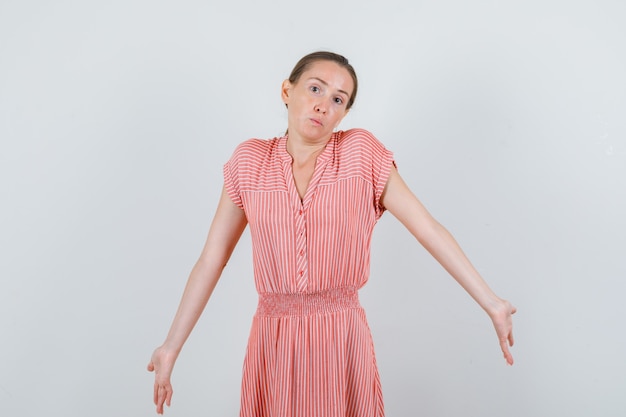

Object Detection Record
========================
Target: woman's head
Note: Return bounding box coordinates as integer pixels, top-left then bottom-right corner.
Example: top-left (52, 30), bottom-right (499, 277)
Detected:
top-left (287, 51), bottom-right (358, 110)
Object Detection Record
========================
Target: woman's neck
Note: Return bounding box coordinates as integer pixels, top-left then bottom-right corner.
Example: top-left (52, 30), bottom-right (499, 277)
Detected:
top-left (286, 131), bottom-right (331, 166)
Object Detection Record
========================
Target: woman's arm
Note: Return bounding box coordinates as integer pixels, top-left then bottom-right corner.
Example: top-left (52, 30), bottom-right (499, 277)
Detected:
top-left (147, 187), bottom-right (248, 414)
top-left (380, 167), bottom-right (516, 365)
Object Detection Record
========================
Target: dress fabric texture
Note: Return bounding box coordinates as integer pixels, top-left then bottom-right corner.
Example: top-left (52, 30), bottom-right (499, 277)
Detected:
top-left (223, 128), bottom-right (395, 417)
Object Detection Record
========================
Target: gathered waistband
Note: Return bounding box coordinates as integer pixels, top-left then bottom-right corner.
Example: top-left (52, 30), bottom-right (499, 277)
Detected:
top-left (256, 287), bottom-right (361, 317)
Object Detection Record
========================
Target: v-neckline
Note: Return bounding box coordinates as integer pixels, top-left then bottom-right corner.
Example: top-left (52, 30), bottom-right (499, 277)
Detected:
top-left (280, 132), bottom-right (338, 206)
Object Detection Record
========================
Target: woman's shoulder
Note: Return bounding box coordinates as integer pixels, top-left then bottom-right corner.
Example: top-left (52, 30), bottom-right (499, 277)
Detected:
top-left (229, 136), bottom-right (283, 162)
top-left (340, 127), bottom-right (376, 140)
top-left (337, 128), bottom-right (387, 152)
top-left (233, 136), bottom-right (281, 153)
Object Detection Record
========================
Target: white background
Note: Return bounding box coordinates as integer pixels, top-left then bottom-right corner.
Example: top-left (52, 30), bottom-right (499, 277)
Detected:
top-left (1, 1), bottom-right (625, 416)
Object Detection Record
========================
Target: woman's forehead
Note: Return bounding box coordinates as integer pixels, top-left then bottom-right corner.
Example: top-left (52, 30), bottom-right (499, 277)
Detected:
top-left (300, 61), bottom-right (354, 94)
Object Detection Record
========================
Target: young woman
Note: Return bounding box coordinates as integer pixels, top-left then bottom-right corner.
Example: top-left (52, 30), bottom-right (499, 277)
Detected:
top-left (148, 51), bottom-right (516, 417)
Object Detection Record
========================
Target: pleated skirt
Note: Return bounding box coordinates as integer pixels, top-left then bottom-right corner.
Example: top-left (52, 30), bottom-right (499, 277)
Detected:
top-left (239, 287), bottom-right (385, 417)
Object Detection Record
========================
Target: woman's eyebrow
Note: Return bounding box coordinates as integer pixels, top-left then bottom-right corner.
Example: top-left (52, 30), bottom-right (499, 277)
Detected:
top-left (308, 77), bottom-right (350, 98)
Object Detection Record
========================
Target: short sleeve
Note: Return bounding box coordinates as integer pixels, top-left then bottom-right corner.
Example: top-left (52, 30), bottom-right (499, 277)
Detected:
top-left (367, 132), bottom-right (396, 218)
top-left (341, 129), bottom-right (395, 218)
top-left (223, 143), bottom-right (245, 209)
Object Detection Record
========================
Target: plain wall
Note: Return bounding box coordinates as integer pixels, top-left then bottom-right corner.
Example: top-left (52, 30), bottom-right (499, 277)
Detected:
top-left (1, 0), bottom-right (625, 416)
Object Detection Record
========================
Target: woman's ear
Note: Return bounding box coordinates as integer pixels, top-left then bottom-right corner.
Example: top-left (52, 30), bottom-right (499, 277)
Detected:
top-left (281, 79), bottom-right (291, 106)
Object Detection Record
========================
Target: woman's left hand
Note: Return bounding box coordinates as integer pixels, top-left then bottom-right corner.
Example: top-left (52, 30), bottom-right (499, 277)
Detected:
top-left (489, 300), bottom-right (517, 365)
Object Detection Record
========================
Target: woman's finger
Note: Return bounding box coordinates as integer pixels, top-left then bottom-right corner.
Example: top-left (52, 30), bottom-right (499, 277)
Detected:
top-left (156, 385), bottom-right (167, 414)
top-left (500, 338), bottom-right (513, 365)
top-left (165, 385), bottom-right (173, 408)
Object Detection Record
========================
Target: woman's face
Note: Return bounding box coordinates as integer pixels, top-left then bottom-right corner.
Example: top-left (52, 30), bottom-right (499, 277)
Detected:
top-left (282, 60), bottom-right (354, 142)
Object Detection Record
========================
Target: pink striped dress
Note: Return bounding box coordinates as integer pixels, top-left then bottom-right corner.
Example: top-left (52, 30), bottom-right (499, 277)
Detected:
top-left (223, 128), bottom-right (395, 417)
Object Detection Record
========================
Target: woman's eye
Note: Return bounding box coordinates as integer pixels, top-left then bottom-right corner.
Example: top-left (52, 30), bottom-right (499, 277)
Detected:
top-left (334, 97), bottom-right (344, 105)
top-left (310, 86), bottom-right (320, 93)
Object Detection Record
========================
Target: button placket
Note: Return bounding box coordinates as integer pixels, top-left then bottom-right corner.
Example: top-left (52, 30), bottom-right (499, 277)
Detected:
top-left (294, 204), bottom-right (308, 292)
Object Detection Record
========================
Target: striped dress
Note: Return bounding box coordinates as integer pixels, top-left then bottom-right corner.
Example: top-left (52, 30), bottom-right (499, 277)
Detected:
top-left (223, 128), bottom-right (395, 417)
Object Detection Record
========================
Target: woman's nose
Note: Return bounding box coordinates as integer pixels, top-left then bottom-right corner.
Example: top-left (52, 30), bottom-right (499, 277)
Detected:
top-left (314, 104), bottom-right (327, 114)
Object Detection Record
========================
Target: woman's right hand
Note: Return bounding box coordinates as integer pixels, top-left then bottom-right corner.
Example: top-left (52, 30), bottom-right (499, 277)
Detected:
top-left (147, 346), bottom-right (178, 414)
top-left (145, 188), bottom-right (247, 413)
